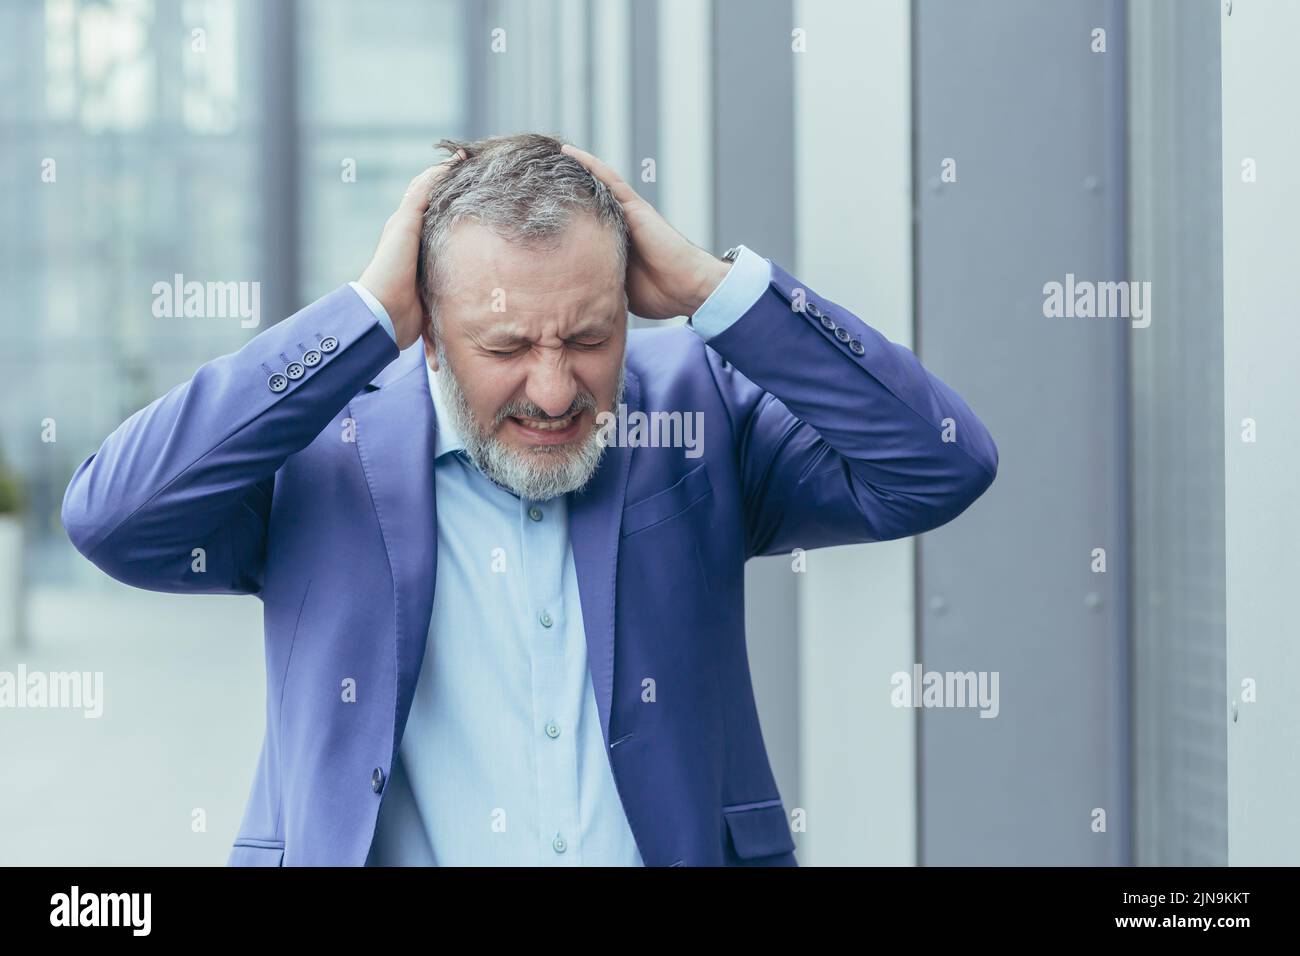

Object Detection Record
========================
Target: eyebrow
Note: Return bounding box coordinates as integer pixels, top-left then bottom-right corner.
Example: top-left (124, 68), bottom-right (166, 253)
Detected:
top-left (478, 314), bottom-right (618, 348)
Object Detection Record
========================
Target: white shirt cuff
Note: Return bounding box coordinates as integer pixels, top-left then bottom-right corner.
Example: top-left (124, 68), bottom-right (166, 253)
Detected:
top-left (349, 280), bottom-right (397, 341)
top-left (687, 245), bottom-right (771, 341)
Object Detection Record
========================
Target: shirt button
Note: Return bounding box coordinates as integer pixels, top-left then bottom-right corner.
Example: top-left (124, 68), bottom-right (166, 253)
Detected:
top-left (552, 835), bottom-right (567, 854)
top-left (528, 506), bottom-right (543, 522)
top-left (545, 721), bottom-right (561, 739)
top-left (539, 610), bottom-right (553, 628)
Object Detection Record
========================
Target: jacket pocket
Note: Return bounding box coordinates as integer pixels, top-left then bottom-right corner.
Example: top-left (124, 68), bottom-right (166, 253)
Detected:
top-left (228, 839), bottom-right (285, 866)
top-left (621, 462), bottom-right (713, 537)
top-left (722, 801), bottom-right (795, 861)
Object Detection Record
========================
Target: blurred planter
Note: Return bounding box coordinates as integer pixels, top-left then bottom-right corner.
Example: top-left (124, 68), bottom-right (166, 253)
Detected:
top-left (0, 463), bottom-right (24, 651)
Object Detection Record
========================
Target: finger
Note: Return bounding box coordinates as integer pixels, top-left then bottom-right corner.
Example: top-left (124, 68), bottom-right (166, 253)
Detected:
top-left (428, 148), bottom-right (468, 182)
top-left (561, 143), bottom-right (640, 204)
top-left (399, 166), bottom-right (439, 213)
top-left (400, 153), bottom-right (463, 215)
top-left (562, 142), bottom-right (627, 189)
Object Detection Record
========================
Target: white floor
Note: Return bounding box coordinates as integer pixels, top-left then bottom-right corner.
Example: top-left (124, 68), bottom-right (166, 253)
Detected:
top-left (0, 584), bottom-right (265, 865)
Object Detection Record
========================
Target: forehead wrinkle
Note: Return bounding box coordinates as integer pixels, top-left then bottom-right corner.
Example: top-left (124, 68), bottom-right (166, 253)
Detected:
top-left (440, 217), bottom-right (622, 304)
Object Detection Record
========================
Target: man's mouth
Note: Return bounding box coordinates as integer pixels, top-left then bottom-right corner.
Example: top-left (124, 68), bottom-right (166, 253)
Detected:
top-left (512, 414), bottom-right (577, 431)
top-left (506, 411), bottom-right (585, 445)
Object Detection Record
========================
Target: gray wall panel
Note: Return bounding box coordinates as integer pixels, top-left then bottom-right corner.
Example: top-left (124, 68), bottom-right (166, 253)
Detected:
top-left (1221, 0), bottom-right (1300, 866)
top-left (915, 0), bottom-right (1129, 864)
top-left (1128, 0), bottom-right (1225, 868)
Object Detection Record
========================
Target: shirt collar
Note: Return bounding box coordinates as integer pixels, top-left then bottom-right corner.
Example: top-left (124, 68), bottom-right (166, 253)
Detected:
top-left (425, 358), bottom-right (467, 460)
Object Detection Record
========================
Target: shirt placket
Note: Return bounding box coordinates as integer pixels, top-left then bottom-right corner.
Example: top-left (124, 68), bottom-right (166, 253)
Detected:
top-left (521, 495), bottom-right (582, 865)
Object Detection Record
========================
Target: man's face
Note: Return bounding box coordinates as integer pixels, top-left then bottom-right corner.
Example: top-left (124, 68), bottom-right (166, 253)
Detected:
top-left (424, 214), bottom-right (628, 499)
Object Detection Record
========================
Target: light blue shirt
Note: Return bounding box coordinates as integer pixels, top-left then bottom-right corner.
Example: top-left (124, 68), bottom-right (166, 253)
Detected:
top-left (357, 245), bottom-right (770, 866)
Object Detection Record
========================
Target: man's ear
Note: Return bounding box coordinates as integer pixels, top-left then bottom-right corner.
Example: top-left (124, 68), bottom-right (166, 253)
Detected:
top-left (422, 314), bottom-right (439, 371)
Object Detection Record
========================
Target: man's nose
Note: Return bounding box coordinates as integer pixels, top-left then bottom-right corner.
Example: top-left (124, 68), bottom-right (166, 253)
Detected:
top-left (525, 359), bottom-right (579, 419)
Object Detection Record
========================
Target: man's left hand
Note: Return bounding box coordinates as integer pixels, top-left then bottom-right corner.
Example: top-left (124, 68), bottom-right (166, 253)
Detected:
top-left (561, 143), bottom-right (730, 320)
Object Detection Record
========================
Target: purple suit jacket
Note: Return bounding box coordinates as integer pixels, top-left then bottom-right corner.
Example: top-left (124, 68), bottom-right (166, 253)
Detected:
top-left (61, 261), bottom-right (997, 866)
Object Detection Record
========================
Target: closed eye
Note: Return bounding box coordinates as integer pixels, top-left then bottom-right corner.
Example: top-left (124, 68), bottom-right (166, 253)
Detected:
top-left (481, 338), bottom-right (609, 355)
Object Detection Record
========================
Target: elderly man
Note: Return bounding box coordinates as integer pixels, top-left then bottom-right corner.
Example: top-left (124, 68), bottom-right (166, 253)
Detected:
top-left (62, 133), bottom-right (998, 867)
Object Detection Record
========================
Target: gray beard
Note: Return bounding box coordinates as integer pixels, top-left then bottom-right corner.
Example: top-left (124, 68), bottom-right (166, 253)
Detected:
top-left (433, 340), bottom-right (625, 501)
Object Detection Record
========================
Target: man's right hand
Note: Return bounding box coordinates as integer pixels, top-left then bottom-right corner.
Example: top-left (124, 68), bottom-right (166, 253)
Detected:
top-left (357, 155), bottom-right (463, 350)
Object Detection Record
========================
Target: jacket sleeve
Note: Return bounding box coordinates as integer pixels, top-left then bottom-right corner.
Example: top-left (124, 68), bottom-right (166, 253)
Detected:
top-left (701, 260), bottom-right (999, 558)
top-left (61, 285), bottom-right (399, 595)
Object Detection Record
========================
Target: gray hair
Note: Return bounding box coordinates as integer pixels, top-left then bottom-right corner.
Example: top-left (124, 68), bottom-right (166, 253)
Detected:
top-left (417, 133), bottom-right (630, 328)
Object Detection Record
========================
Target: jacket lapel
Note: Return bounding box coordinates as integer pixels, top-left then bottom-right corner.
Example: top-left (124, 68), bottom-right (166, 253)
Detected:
top-left (569, 368), bottom-right (640, 746)
top-left (349, 343), bottom-right (438, 755)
